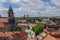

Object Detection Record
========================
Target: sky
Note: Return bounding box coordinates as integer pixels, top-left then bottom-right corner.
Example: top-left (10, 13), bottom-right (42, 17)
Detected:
top-left (0, 0), bottom-right (60, 17)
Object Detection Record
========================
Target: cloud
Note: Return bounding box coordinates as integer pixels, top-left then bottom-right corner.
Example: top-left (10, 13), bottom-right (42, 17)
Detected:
top-left (10, 0), bottom-right (20, 3)
top-left (0, 0), bottom-right (60, 17)
top-left (11, 0), bottom-right (47, 17)
top-left (51, 0), bottom-right (60, 6)
top-left (9, 0), bottom-right (60, 17)
top-left (0, 3), bottom-right (8, 17)
top-left (0, 0), bottom-right (6, 2)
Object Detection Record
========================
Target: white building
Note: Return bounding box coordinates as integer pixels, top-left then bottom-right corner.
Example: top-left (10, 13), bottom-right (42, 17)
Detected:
top-left (25, 29), bottom-right (35, 38)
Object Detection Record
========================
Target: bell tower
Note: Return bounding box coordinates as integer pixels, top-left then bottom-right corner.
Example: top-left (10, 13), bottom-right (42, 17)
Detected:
top-left (8, 6), bottom-right (15, 24)
top-left (8, 6), bottom-right (15, 31)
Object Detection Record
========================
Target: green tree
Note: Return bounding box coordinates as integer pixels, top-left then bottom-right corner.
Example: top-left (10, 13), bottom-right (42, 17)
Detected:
top-left (33, 24), bottom-right (44, 36)
top-left (37, 18), bottom-right (42, 22)
top-left (14, 27), bottom-right (22, 31)
top-left (27, 18), bottom-right (34, 22)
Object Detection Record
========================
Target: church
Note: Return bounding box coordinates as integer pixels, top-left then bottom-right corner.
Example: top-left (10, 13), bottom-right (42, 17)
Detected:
top-left (0, 6), bottom-right (17, 31)
top-left (0, 6), bottom-right (36, 32)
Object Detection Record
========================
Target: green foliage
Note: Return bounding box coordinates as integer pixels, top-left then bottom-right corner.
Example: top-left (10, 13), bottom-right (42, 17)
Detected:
top-left (14, 27), bottom-right (22, 31)
top-left (27, 18), bottom-right (34, 22)
top-left (33, 24), bottom-right (44, 36)
top-left (37, 18), bottom-right (42, 22)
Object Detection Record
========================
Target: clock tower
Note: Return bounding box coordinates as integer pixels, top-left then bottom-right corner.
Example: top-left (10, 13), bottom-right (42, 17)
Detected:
top-left (8, 6), bottom-right (15, 24)
top-left (8, 6), bottom-right (15, 31)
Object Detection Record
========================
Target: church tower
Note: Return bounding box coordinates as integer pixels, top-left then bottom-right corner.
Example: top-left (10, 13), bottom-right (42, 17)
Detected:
top-left (8, 6), bottom-right (15, 24)
top-left (8, 6), bottom-right (15, 31)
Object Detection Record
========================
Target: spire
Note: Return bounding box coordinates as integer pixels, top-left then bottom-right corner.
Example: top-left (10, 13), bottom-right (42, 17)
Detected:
top-left (8, 5), bottom-right (13, 12)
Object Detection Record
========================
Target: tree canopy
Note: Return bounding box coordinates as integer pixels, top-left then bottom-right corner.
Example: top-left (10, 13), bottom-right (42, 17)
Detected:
top-left (14, 27), bottom-right (22, 31)
top-left (27, 18), bottom-right (35, 22)
top-left (37, 18), bottom-right (42, 22)
top-left (33, 24), bottom-right (44, 36)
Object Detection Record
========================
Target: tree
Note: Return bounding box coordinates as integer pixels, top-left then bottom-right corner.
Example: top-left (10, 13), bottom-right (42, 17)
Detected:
top-left (27, 18), bottom-right (34, 22)
top-left (37, 18), bottom-right (42, 22)
top-left (14, 27), bottom-right (22, 31)
top-left (33, 24), bottom-right (44, 36)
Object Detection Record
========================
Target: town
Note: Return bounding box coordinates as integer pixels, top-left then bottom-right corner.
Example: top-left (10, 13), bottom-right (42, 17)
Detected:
top-left (0, 6), bottom-right (60, 40)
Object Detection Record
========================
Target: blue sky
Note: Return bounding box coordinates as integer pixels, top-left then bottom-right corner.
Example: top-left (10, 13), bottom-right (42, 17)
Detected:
top-left (0, 0), bottom-right (60, 17)
top-left (3, 2), bottom-right (20, 8)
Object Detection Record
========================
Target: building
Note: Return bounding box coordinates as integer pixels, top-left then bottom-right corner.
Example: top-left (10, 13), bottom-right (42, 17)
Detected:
top-left (8, 6), bottom-right (16, 31)
top-left (50, 16), bottom-right (60, 25)
top-left (43, 29), bottom-right (60, 40)
top-left (0, 32), bottom-right (26, 40)
top-left (0, 6), bottom-right (17, 31)
top-left (40, 19), bottom-right (56, 25)
top-left (0, 18), bottom-right (9, 32)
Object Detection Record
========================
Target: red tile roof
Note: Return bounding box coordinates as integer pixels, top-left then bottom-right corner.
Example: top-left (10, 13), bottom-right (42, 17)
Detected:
top-left (0, 18), bottom-right (8, 23)
top-left (57, 38), bottom-right (60, 40)
top-left (27, 38), bottom-right (35, 40)
top-left (0, 22), bottom-right (5, 28)
top-left (5, 32), bottom-right (14, 37)
top-left (44, 35), bottom-right (57, 40)
top-left (51, 32), bottom-right (60, 35)
top-left (18, 23), bottom-right (36, 27)
top-left (0, 18), bottom-right (9, 28)
top-left (0, 32), bottom-right (26, 39)
top-left (19, 32), bottom-right (26, 37)
top-left (14, 32), bottom-right (26, 39)
top-left (44, 29), bottom-right (60, 40)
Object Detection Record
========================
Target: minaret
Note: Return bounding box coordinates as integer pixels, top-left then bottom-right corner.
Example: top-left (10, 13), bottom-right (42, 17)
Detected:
top-left (8, 6), bottom-right (15, 31)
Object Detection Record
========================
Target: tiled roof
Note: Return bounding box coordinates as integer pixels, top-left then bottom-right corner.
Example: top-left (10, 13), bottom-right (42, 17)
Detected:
top-left (18, 23), bottom-right (28, 26)
top-left (44, 29), bottom-right (60, 40)
top-left (27, 38), bottom-right (35, 40)
top-left (0, 18), bottom-right (9, 28)
top-left (15, 32), bottom-right (26, 39)
top-left (0, 18), bottom-right (8, 23)
top-left (44, 35), bottom-right (57, 40)
top-left (18, 23), bottom-right (36, 27)
top-left (0, 22), bottom-right (5, 28)
top-left (5, 32), bottom-right (14, 37)
top-left (51, 32), bottom-right (60, 35)
top-left (0, 22), bottom-right (9, 28)
top-left (19, 32), bottom-right (26, 37)
top-left (57, 38), bottom-right (60, 40)
top-left (0, 32), bottom-right (5, 37)
top-left (0, 32), bottom-right (14, 37)
top-left (40, 32), bottom-right (47, 38)
top-left (0, 32), bottom-right (26, 39)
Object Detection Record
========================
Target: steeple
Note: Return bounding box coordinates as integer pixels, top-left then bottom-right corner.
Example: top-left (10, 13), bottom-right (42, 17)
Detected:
top-left (8, 6), bottom-right (14, 18)
top-left (8, 6), bottom-right (15, 24)
top-left (8, 6), bottom-right (16, 31)
top-left (9, 6), bottom-right (13, 12)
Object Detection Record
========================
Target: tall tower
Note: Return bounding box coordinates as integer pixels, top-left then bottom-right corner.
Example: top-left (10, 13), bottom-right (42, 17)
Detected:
top-left (27, 14), bottom-right (29, 18)
top-left (8, 6), bottom-right (15, 31)
top-left (8, 6), bottom-right (15, 24)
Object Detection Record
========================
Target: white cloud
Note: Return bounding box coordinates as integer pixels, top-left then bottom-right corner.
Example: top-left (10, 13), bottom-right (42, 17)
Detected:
top-left (10, 0), bottom-right (20, 3)
top-left (11, 0), bottom-right (46, 17)
top-left (10, 0), bottom-right (60, 17)
top-left (0, 0), bottom-right (6, 2)
top-left (0, 3), bottom-right (8, 17)
top-left (0, 0), bottom-right (60, 17)
top-left (51, 0), bottom-right (60, 6)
